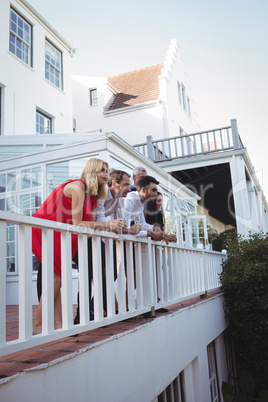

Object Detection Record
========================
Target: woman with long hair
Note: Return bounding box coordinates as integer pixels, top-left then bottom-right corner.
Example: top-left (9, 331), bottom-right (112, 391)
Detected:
top-left (145, 191), bottom-right (177, 243)
top-left (145, 191), bottom-right (165, 230)
top-left (32, 158), bottom-right (125, 332)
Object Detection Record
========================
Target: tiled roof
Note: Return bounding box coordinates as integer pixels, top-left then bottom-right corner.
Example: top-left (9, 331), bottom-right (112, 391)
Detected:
top-left (107, 63), bottom-right (164, 111)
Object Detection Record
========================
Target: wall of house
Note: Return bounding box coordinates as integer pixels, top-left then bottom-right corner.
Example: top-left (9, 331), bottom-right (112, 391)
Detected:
top-left (72, 39), bottom-right (201, 146)
top-left (103, 104), bottom-right (165, 144)
top-left (72, 75), bottom-right (108, 134)
top-left (159, 39), bottom-right (200, 139)
top-left (0, 0), bottom-right (74, 136)
top-left (0, 294), bottom-right (228, 402)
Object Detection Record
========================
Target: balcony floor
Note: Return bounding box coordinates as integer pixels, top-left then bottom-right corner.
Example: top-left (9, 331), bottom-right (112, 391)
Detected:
top-left (0, 289), bottom-right (222, 381)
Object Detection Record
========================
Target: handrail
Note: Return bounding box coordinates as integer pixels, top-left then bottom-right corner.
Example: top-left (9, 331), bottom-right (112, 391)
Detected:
top-left (0, 211), bottom-right (226, 357)
top-left (133, 125), bottom-right (233, 147)
top-left (133, 120), bottom-right (244, 162)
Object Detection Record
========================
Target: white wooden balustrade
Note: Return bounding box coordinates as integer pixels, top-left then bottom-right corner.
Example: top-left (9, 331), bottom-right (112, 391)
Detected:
top-left (134, 120), bottom-right (244, 162)
top-left (0, 211), bottom-right (226, 357)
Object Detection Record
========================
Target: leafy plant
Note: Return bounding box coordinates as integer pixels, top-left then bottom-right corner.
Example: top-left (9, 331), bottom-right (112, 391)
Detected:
top-left (210, 228), bottom-right (237, 251)
top-left (222, 370), bottom-right (268, 402)
top-left (220, 232), bottom-right (268, 393)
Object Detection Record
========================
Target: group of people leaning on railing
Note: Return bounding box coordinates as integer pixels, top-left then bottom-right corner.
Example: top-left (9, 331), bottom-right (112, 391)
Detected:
top-left (31, 158), bottom-right (177, 333)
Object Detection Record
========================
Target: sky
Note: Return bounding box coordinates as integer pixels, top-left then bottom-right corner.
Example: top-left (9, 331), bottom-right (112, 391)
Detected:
top-left (28, 0), bottom-right (268, 198)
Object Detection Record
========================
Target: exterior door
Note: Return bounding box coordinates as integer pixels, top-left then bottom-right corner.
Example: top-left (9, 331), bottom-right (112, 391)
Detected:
top-left (188, 215), bottom-right (208, 249)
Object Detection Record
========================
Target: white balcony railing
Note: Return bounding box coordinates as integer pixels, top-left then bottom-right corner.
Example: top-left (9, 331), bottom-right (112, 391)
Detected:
top-left (134, 119), bottom-right (244, 162)
top-left (0, 211), bottom-right (226, 357)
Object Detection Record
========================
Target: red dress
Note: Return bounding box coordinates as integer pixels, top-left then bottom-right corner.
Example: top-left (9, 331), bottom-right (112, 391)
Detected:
top-left (32, 179), bottom-right (97, 277)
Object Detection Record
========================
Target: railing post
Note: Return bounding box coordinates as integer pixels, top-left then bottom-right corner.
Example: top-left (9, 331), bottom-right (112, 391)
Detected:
top-left (231, 119), bottom-right (242, 150)
top-left (19, 224), bottom-right (33, 340)
top-left (0, 221), bottom-right (6, 346)
top-left (141, 241), bottom-right (155, 307)
top-left (42, 228), bottom-right (54, 334)
top-left (61, 231), bottom-right (73, 329)
top-left (78, 234), bottom-right (89, 324)
top-left (202, 249), bottom-right (207, 293)
top-left (146, 135), bottom-right (155, 161)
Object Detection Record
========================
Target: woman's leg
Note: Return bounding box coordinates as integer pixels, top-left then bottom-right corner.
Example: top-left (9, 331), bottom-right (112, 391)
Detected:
top-left (33, 272), bottom-right (62, 331)
top-left (33, 296), bottom-right (43, 332)
top-left (53, 273), bottom-right (62, 329)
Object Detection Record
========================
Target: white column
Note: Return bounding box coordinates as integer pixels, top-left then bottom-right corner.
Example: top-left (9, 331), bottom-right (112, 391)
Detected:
top-left (229, 155), bottom-right (252, 236)
top-left (247, 180), bottom-right (259, 232)
top-left (256, 192), bottom-right (264, 231)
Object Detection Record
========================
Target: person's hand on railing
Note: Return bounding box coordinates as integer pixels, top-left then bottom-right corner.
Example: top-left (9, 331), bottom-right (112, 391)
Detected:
top-left (163, 234), bottom-right (177, 244)
top-left (125, 223), bottom-right (141, 235)
top-left (106, 220), bottom-right (127, 234)
top-left (149, 230), bottom-right (166, 241)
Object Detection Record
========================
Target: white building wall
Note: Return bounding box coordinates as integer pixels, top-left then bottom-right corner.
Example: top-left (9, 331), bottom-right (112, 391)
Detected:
top-left (72, 75), bottom-right (107, 133)
top-left (103, 104), bottom-right (165, 144)
top-left (159, 39), bottom-right (200, 139)
top-left (0, 0), bottom-right (74, 136)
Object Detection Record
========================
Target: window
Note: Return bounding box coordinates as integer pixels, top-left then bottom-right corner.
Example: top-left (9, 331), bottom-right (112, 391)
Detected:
top-left (187, 97), bottom-right (191, 118)
top-left (156, 371), bottom-right (185, 402)
top-left (224, 332), bottom-right (237, 391)
top-left (207, 341), bottom-right (220, 402)
top-left (181, 85), bottom-right (186, 111)
top-left (178, 81), bottom-right (182, 105)
top-left (45, 40), bottom-right (62, 89)
top-left (0, 168), bottom-right (42, 273)
top-left (21, 167), bottom-right (41, 190)
top-left (36, 110), bottom-right (52, 134)
top-left (177, 81), bottom-right (187, 112)
top-left (0, 172), bottom-right (17, 193)
top-left (0, 174), bottom-right (16, 273)
top-left (46, 158), bottom-right (89, 195)
top-left (90, 89), bottom-right (98, 106)
top-left (9, 8), bottom-right (32, 66)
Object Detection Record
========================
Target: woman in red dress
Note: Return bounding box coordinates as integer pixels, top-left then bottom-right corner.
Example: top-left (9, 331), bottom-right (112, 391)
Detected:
top-left (32, 158), bottom-right (126, 332)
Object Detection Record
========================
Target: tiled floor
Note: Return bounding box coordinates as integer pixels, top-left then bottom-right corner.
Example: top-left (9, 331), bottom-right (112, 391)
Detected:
top-left (1, 289), bottom-right (222, 380)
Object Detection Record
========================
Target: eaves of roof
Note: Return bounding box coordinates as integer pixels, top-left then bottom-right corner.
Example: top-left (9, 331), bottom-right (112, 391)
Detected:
top-left (103, 100), bottom-right (159, 117)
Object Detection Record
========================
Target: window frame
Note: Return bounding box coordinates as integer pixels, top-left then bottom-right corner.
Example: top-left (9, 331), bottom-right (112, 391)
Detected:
top-left (0, 167), bottom-right (43, 274)
top-left (157, 371), bottom-right (185, 402)
top-left (207, 341), bottom-right (220, 402)
top-left (45, 39), bottom-right (63, 89)
top-left (9, 7), bottom-right (32, 67)
top-left (36, 110), bottom-right (52, 134)
top-left (89, 89), bottom-right (98, 106)
top-left (187, 96), bottom-right (191, 119)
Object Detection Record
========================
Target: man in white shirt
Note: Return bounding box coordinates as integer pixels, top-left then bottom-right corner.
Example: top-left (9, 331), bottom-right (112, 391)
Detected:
top-left (124, 175), bottom-right (167, 241)
top-left (96, 170), bottom-right (140, 235)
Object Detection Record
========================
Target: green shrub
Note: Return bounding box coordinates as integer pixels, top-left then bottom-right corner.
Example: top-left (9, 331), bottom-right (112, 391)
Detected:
top-left (220, 232), bottom-right (268, 392)
top-left (210, 228), bottom-right (237, 251)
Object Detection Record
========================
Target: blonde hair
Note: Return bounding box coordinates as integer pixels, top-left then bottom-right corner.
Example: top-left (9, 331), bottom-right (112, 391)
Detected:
top-left (80, 158), bottom-right (108, 199)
